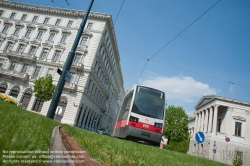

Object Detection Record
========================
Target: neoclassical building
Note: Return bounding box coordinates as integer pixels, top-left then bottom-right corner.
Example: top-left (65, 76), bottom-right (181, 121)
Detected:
top-left (187, 95), bottom-right (250, 166)
top-left (0, 1), bottom-right (125, 132)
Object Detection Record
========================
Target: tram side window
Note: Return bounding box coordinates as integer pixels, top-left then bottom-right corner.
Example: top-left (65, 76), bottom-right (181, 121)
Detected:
top-left (118, 92), bottom-right (133, 121)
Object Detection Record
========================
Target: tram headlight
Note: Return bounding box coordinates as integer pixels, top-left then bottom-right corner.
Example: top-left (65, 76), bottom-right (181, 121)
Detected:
top-left (129, 116), bottom-right (139, 123)
top-left (154, 122), bottom-right (162, 129)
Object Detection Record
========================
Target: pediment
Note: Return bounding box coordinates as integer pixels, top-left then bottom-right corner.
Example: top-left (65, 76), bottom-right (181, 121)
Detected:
top-left (3, 19), bottom-right (13, 26)
top-left (30, 39), bottom-right (41, 46)
top-left (26, 24), bottom-right (36, 29)
top-left (42, 41), bottom-right (53, 47)
top-left (0, 33), bottom-right (7, 39)
top-left (82, 31), bottom-right (92, 37)
top-left (18, 37), bottom-right (29, 43)
top-left (54, 44), bottom-right (66, 50)
top-left (195, 95), bottom-right (215, 109)
top-left (15, 22), bottom-right (24, 28)
top-left (62, 29), bottom-right (72, 35)
top-left (38, 26), bottom-right (47, 31)
top-left (49, 27), bottom-right (59, 33)
top-left (76, 45), bottom-right (88, 53)
top-left (233, 116), bottom-right (246, 122)
top-left (7, 35), bottom-right (18, 42)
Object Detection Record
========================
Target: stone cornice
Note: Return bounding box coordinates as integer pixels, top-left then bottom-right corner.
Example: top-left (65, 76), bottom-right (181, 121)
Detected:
top-left (1, 1), bottom-right (112, 20)
top-left (35, 60), bottom-right (92, 73)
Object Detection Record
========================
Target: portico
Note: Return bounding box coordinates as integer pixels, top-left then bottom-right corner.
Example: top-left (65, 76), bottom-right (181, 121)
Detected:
top-left (187, 95), bottom-right (250, 166)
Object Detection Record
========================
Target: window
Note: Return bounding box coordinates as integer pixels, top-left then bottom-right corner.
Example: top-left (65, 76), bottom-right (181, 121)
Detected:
top-left (86, 23), bottom-right (93, 30)
top-left (53, 50), bottom-right (61, 61)
top-left (17, 44), bottom-right (25, 53)
top-left (9, 62), bottom-right (17, 70)
top-left (21, 64), bottom-right (29, 73)
top-left (29, 46), bottom-right (36, 55)
top-left (60, 35), bottom-right (67, 43)
top-left (218, 119), bottom-right (222, 132)
top-left (13, 27), bottom-right (20, 36)
top-left (0, 10), bottom-right (4, 17)
top-left (67, 21), bottom-right (73, 28)
top-left (21, 14), bottom-right (27, 21)
top-left (2, 25), bottom-right (9, 34)
top-left (69, 73), bottom-right (75, 83)
top-left (40, 49), bottom-right (48, 59)
top-left (33, 67), bottom-right (41, 77)
top-left (55, 19), bottom-right (61, 26)
top-left (0, 40), bottom-right (3, 47)
top-left (80, 37), bottom-right (88, 46)
top-left (32, 16), bottom-right (38, 23)
top-left (10, 13), bottom-right (16, 19)
top-left (43, 18), bottom-right (49, 24)
top-left (25, 29), bottom-right (32, 37)
top-left (36, 31), bottom-right (44, 39)
top-left (74, 53), bottom-right (82, 63)
top-left (235, 122), bottom-right (242, 137)
top-left (48, 33), bottom-right (55, 41)
top-left (5, 42), bottom-right (13, 51)
top-left (47, 69), bottom-right (54, 77)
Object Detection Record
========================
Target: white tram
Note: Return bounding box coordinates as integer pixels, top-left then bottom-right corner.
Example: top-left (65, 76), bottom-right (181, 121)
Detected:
top-left (112, 85), bottom-right (166, 146)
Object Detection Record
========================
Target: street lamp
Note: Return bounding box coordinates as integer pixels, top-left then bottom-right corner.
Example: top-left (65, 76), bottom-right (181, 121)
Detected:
top-left (46, 0), bottom-right (95, 119)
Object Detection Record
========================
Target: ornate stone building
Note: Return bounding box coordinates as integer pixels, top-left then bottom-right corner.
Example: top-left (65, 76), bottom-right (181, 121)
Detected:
top-left (187, 95), bottom-right (250, 166)
top-left (0, 1), bottom-right (125, 132)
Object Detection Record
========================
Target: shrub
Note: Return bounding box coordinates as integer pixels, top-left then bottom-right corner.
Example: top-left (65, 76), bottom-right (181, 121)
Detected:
top-left (0, 93), bottom-right (18, 105)
top-left (163, 138), bottom-right (190, 153)
top-left (232, 148), bottom-right (243, 166)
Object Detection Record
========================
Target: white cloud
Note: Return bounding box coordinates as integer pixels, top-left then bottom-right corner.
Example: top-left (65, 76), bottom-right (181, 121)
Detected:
top-left (139, 75), bottom-right (216, 103)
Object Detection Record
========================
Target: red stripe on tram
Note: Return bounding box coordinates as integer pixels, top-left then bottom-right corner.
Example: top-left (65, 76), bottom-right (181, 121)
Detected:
top-left (128, 121), bottom-right (163, 134)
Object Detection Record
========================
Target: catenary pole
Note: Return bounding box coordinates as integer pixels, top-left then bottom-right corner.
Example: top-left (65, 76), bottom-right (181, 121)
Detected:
top-left (46, 0), bottom-right (95, 119)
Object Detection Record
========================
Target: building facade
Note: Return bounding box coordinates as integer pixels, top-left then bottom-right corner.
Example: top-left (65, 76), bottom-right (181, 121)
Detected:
top-left (187, 95), bottom-right (250, 166)
top-left (0, 1), bottom-right (125, 132)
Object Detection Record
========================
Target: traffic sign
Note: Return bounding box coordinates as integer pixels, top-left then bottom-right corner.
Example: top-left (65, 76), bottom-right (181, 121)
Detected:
top-left (225, 137), bottom-right (230, 142)
top-left (55, 106), bottom-right (63, 115)
top-left (65, 71), bottom-right (72, 83)
top-left (195, 132), bottom-right (205, 143)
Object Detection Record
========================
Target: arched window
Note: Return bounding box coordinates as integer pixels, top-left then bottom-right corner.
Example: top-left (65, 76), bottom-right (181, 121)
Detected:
top-left (10, 87), bottom-right (20, 98)
top-left (0, 84), bottom-right (7, 94)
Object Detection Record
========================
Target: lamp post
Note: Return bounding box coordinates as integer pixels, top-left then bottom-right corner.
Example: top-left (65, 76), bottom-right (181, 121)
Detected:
top-left (46, 0), bottom-right (95, 119)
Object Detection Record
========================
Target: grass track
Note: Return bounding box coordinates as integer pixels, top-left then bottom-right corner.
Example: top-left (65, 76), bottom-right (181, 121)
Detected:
top-left (0, 100), bottom-right (228, 166)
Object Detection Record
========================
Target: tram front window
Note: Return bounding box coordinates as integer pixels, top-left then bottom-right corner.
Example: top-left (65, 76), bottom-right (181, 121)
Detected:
top-left (132, 86), bottom-right (165, 119)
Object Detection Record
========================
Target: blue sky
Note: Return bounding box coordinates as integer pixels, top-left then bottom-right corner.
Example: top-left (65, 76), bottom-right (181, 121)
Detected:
top-left (14, 0), bottom-right (250, 115)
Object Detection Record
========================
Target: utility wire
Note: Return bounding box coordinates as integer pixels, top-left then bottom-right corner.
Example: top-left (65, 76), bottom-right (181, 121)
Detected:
top-left (135, 0), bottom-right (221, 84)
top-left (49, 0), bottom-right (68, 8)
top-left (114, 0), bottom-right (125, 25)
top-left (136, 59), bottom-right (149, 84)
top-left (149, 0), bottom-right (221, 60)
top-left (120, 48), bottom-right (250, 89)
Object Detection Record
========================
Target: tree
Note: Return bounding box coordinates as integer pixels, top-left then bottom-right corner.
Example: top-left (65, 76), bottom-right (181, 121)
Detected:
top-left (164, 105), bottom-right (189, 143)
top-left (33, 76), bottom-right (56, 102)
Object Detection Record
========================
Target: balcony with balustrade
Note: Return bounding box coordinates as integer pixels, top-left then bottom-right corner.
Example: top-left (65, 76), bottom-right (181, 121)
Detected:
top-left (71, 62), bottom-right (84, 71)
top-left (6, 51), bottom-right (37, 62)
top-left (64, 82), bottom-right (76, 92)
top-left (0, 68), bottom-right (29, 82)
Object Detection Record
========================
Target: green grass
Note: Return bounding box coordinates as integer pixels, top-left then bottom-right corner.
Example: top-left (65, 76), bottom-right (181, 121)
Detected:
top-left (0, 99), bottom-right (228, 166)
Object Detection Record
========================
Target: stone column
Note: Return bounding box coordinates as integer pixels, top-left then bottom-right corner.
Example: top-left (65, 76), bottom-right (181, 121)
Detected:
top-left (201, 110), bottom-right (205, 132)
top-left (77, 106), bottom-right (85, 127)
top-left (204, 108), bottom-right (209, 133)
top-left (212, 105), bottom-right (219, 134)
top-left (197, 112), bottom-right (201, 132)
top-left (208, 107), bottom-right (213, 133)
top-left (86, 111), bottom-right (92, 130)
top-left (81, 108), bottom-right (89, 128)
top-left (94, 115), bottom-right (100, 131)
top-left (90, 112), bottom-right (96, 130)
top-left (194, 113), bottom-right (198, 134)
